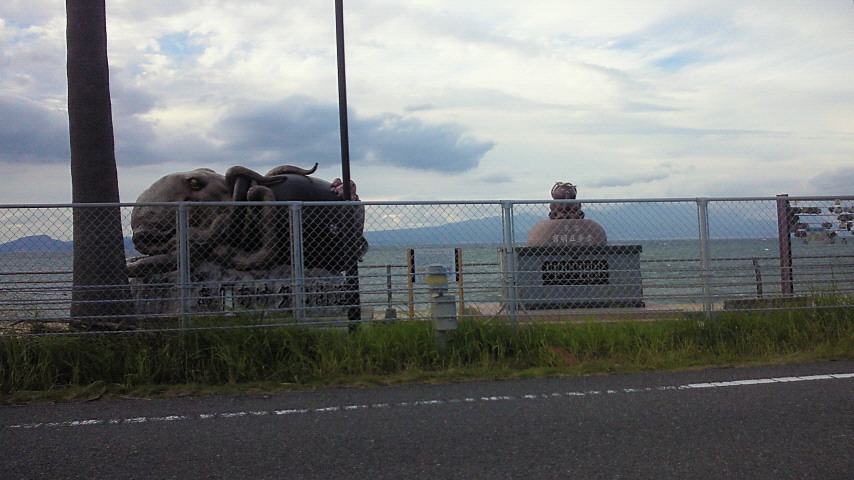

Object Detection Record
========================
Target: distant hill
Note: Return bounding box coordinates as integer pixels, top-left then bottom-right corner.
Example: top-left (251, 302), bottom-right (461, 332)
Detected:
top-left (0, 235), bottom-right (73, 252)
top-left (365, 202), bottom-right (780, 245)
top-left (365, 215), bottom-right (510, 245)
top-left (0, 235), bottom-right (137, 253)
top-left (1, 202), bottom-right (780, 252)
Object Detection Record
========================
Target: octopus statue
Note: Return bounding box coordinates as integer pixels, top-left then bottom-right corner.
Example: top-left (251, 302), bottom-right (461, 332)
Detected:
top-left (126, 163), bottom-right (368, 279)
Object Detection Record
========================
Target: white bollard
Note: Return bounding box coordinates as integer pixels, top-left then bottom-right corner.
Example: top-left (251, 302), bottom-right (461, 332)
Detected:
top-left (426, 264), bottom-right (457, 350)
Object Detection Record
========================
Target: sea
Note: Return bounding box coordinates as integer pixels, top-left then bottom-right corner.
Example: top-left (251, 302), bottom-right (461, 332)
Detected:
top-left (358, 238), bottom-right (854, 308)
top-left (2, 238), bottom-right (853, 321)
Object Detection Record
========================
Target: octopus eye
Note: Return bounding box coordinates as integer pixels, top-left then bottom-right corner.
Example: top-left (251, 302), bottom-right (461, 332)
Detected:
top-left (188, 177), bottom-right (204, 191)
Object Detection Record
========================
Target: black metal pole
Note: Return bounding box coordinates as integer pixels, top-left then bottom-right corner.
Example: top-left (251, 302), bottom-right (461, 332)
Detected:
top-left (335, 0), bottom-right (352, 202)
top-left (335, 0), bottom-right (360, 329)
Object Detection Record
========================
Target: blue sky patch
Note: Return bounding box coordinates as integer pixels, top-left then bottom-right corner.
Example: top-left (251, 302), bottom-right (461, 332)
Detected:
top-left (653, 51), bottom-right (704, 71)
top-left (157, 32), bottom-right (205, 57)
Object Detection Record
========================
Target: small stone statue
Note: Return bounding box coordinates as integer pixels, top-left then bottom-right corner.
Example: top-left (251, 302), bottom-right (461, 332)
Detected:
top-left (549, 182), bottom-right (584, 220)
top-left (528, 182), bottom-right (607, 247)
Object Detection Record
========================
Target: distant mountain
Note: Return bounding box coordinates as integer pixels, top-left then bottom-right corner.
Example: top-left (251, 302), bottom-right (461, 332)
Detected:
top-left (1, 202), bottom-right (781, 252)
top-left (364, 202), bottom-right (780, 245)
top-left (365, 215), bottom-right (510, 245)
top-left (0, 235), bottom-right (73, 252)
top-left (0, 235), bottom-right (137, 253)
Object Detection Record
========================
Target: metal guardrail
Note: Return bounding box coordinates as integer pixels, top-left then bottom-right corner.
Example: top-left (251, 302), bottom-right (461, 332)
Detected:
top-left (1, 195), bottom-right (852, 336)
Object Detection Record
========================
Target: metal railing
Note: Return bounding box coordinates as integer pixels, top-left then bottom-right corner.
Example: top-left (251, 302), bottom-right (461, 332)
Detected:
top-left (1, 195), bottom-right (852, 335)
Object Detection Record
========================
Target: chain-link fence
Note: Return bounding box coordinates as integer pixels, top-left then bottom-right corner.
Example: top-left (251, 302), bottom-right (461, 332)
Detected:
top-left (2, 195), bottom-right (853, 335)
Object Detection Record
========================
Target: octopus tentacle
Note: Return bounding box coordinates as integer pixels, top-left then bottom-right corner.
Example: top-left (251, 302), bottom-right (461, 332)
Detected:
top-left (265, 163), bottom-right (318, 177)
top-left (225, 166), bottom-right (288, 191)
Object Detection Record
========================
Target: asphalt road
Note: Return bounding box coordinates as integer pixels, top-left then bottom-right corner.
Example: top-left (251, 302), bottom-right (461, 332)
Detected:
top-left (2, 361), bottom-right (852, 479)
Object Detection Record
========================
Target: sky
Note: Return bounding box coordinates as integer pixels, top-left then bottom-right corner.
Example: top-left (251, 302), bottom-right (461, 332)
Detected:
top-left (1, 0), bottom-right (852, 204)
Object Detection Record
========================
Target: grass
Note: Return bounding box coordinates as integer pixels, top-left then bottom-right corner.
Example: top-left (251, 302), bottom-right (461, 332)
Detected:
top-left (1, 301), bottom-right (852, 404)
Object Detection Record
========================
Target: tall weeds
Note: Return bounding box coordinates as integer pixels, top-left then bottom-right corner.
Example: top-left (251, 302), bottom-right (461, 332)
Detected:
top-left (1, 305), bottom-right (852, 398)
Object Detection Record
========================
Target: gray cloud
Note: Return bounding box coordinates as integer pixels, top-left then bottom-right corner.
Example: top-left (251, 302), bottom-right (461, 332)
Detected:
top-left (216, 98), bottom-right (341, 163)
top-left (358, 114), bottom-right (494, 172)
top-left (110, 75), bottom-right (157, 116)
top-left (113, 114), bottom-right (163, 167)
top-left (0, 95), bottom-right (69, 163)
top-left (590, 172), bottom-right (670, 188)
top-left (107, 76), bottom-right (164, 166)
top-left (217, 97), bottom-right (495, 173)
top-left (590, 161), bottom-right (698, 188)
top-left (0, 91), bottom-right (494, 173)
top-left (0, 79), bottom-right (162, 166)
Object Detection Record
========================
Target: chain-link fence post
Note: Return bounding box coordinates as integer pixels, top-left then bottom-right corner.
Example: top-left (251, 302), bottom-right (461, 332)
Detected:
top-left (696, 198), bottom-right (713, 318)
top-left (177, 202), bottom-right (192, 327)
top-left (776, 194), bottom-right (794, 296)
top-left (290, 202), bottom-right (306, 323)
top-left (501, 200), bottom-right (518, 329)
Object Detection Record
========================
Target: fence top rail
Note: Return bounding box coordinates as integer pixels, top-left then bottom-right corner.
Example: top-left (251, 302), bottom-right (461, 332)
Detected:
top-left (1, 194), bottom-right (852, 209)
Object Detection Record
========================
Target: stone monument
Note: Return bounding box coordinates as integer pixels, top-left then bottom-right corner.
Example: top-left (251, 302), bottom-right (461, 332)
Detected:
top-left (511, 182), bottom-right (644, 309)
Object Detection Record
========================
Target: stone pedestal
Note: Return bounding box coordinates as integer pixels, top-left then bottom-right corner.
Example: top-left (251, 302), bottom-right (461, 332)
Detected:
top-left (502, 218), bottom-right (643, 309)
top-left (511, 245), bottom-right (644, 309)
top-left (527, 219), bottom-right (608, 247)
top-left (130, 262), bottom-right (347, 316)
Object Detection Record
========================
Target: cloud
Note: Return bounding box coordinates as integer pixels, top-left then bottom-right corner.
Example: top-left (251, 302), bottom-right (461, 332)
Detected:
top-left (590, 172), bottom-right (671, 189)
top-left (0, 88), bottom-right (495, 174)
top-left (0, 95), bottom-right (68, 163)
top-left (112, 114), bottom-right (163, 167)
top-left (2, 1), bottom-right (853, 204)
top-left (215, 98), bottom-right (342, 164)
top-left (609, 7), bottom-right (736, 52)
top-left (0, 84), bottom-right (163, 168)
top-left (109, 74), bottom-right (157, 116)
top-left (352, 2), bottom-right (543, 57)
top-left (357, 114), bottom-right (494, 172)
top-left (216, 97), bottom-right (495, 172)
top-left (0, 92), bottom-right (165, 169)
top-left (0, 1), bottom-right (60, 24)
top-left (589, 162), bottom-right (697, 189)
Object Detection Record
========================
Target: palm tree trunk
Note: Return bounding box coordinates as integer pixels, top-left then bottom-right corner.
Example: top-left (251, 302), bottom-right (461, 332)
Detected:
top-left (66, 0), bottom-right (134, 325)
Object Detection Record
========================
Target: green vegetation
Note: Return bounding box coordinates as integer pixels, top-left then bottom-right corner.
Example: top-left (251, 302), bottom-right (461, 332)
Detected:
top-left (1, 303), bottom-right (852, 404)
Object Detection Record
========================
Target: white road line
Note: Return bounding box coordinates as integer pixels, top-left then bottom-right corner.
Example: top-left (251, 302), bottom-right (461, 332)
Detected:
top-left (274, 408), bottom-right (308, 415)
top-left (6, 372), bottom-right (852, 431)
